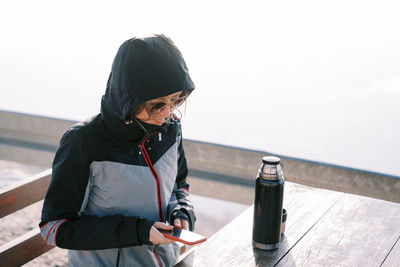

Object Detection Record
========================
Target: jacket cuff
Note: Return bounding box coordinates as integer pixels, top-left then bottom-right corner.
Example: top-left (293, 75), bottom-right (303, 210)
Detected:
top-left (171, 210), bottom-right (196, 231)
top-left (181, 208), bottom-right (196, 231)
top-left (171, 210), bottom-right (190, 223)
top-left (136, 218), bottom-right (155, 245)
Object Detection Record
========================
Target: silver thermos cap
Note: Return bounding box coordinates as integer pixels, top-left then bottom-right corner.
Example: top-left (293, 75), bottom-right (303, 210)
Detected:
top-left (258, 156), bottom-right (283, 181)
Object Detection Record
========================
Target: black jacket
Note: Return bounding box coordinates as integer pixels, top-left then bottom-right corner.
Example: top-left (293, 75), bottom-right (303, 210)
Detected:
top-left (39, 34), bottom-right (196, 266)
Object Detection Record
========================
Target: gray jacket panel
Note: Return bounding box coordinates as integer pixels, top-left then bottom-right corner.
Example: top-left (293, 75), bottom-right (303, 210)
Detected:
top-left (69, 140), bottom-right (180, 266)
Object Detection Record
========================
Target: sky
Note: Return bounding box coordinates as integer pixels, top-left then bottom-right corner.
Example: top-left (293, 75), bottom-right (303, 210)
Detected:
top-left (1, 0), bottom-right (400, 175)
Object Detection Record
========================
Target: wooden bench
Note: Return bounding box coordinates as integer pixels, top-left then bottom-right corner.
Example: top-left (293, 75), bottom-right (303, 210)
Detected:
top-left (0, 170), bottom-right (53, 266)
top-left (0, 170), bottom-right (195, 266)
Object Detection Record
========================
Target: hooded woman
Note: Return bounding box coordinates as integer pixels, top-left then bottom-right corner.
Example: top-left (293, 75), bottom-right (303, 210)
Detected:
top-left (39, 34), bottom-right (196, 266)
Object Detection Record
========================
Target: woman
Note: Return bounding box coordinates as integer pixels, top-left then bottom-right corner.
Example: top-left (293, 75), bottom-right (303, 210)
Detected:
top-left (39, 34), bottom-right (196, 266)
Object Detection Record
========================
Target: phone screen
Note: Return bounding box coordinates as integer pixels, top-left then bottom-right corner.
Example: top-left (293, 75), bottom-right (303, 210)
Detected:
top-left (159, 228), bottom-right (207, 245)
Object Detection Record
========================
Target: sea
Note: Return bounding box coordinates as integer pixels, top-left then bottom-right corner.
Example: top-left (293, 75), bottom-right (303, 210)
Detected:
top-left (1, 0), bottom-right (400, 176)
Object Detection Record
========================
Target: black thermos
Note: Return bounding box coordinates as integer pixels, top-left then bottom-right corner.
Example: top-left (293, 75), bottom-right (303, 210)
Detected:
top-left (252, 156), bottom-right (285, 250)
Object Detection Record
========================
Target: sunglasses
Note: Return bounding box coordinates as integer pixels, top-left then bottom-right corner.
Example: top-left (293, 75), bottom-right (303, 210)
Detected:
top-left (147, 90), bottom-right (189, 114)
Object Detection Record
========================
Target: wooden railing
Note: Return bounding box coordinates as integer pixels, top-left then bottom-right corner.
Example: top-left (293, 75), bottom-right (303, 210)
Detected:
top-left (0, 170), bottom-right (53, 266)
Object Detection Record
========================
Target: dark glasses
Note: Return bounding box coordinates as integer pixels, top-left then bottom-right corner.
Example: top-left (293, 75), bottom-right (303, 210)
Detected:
top-left (147, 90), bottom-right (189, 114)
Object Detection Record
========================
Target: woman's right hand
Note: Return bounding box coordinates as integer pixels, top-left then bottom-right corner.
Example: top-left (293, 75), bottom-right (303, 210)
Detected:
top-left (149, 222), bottom-right (175, 245)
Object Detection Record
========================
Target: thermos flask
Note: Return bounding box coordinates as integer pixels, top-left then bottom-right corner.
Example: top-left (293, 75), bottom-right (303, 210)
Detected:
top-left (252, 156), bottom-right (285, 250)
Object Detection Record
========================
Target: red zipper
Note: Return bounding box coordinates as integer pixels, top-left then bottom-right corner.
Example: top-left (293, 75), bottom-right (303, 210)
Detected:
top-left (153, 246), bottom-right (162, 267)
top-left (140, 132), bottom-right (163, 267)
top-left (140, 132), bottom-right (164, 221)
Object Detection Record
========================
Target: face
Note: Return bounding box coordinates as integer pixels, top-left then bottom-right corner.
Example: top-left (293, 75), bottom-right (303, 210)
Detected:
top-left (135, 91), bottom-right (186, 125)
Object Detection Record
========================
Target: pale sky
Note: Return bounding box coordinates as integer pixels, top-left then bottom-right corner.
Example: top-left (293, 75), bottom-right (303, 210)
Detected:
top-left (1, 0), bottom-right (400, 175)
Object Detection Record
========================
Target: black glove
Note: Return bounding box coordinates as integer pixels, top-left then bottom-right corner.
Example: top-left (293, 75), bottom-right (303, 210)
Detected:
top-left (170, 210), bottom-right (194, 231)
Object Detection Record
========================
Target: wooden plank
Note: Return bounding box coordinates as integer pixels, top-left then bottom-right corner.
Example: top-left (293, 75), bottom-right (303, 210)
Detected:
top-left (0, 169), bottom-right (51, 218)
top-left (277, 193), bottom-right (400, 266)
top-left (0, 228), bottom-right (54, 267)
top-left (181, 182), bottom-right (343, 266)
top-left (382, 236), bottom-right (400, 266)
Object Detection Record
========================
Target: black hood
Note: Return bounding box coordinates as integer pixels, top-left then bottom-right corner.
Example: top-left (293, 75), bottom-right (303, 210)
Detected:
top-left (102, 34), bottom-right (195, 122)
top-left (100, 34), bottom-right (195, 142)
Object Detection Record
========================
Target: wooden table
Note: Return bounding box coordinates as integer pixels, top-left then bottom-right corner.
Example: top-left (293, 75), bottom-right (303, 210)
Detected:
top-left (177, 182), bottom-right (400, 266)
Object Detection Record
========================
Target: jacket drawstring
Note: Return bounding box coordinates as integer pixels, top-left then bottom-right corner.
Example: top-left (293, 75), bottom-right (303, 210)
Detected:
top-left (133, 118), bottom-right (151, 137)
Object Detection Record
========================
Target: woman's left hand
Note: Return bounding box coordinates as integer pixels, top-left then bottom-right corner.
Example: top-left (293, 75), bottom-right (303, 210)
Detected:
top-left (173, 218), bottom-right (189, 230)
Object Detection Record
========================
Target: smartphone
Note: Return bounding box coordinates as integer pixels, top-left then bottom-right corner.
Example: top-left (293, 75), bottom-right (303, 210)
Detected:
top-left (159, 228), bottom-right (207, 245)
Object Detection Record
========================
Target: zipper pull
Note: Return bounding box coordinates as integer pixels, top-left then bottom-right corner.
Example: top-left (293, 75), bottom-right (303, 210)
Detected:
top-left (158, 132), bottom-right (162, 141)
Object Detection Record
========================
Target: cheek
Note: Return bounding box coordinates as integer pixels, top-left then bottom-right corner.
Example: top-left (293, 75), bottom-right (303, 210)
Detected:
top-left (135, 109), bottom-right (149, 120)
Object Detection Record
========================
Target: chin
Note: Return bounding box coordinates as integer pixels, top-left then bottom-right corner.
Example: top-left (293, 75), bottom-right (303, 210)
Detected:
top-left (150, 119), bottom-right (164, 125)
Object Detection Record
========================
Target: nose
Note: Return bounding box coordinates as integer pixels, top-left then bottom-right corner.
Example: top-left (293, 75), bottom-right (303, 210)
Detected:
top-left (159, 105), bottom-right (172, 118)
